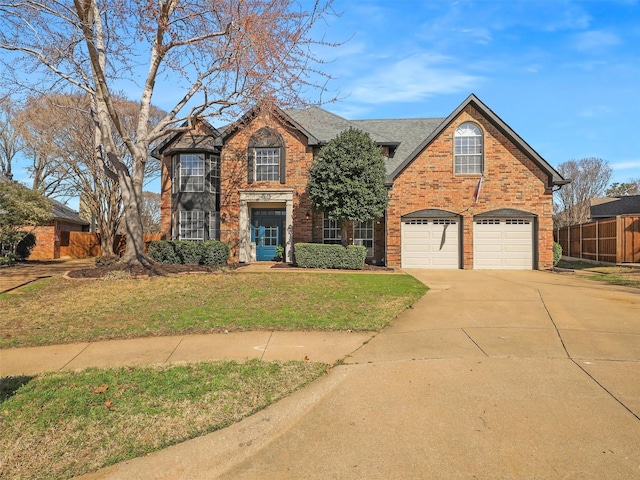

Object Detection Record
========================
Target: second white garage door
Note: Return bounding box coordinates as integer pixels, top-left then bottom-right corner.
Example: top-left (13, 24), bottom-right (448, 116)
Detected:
top-left (401, 218), bottom-right (460, 269)
top-left (473, 218), bottom-right (533, 269)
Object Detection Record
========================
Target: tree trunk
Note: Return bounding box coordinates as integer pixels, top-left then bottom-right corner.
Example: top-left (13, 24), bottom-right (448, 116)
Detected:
top-left (340, 220), bottom-right (350, 248)
top-left (119, 161), bottom-right (150, 265)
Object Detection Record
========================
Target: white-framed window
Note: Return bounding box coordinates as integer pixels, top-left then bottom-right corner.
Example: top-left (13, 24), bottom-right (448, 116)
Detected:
top-left (179, 210), bottom-right (204, 240)
top-left (254, 148), bottom-right (280, 181)
top-left (209, 211), bottom-right (220, 240)
top-left (454, 122), bottom-right (483, 174)
top-left (323, 217), bottom-right (342, 244)
top-left (354, 219), bottom-right (374, 258)
top-left (179, 154), bottom-right (205, 192)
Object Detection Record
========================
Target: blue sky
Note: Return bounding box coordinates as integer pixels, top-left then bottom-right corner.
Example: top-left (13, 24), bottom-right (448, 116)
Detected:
top-left (309, 0), bottom-right (640, 184)
top-left (7, 0), bottom-right (640, 199)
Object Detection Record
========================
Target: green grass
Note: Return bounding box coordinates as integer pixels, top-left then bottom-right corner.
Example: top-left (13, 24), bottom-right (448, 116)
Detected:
top-left (1, 272), bottom-right (427, 348)
top-left (557, 259), bottom-right (640, 289)
top-left (0, 360), bottom-right (327, 480)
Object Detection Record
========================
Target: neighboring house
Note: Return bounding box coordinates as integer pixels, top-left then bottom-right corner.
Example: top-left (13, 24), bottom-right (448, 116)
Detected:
top-left (154, 94), bottom-right (567, 270)
top-left (589, 195), bottom-right (640, 221)
top-left (29, 199), bottom-right (90, 260)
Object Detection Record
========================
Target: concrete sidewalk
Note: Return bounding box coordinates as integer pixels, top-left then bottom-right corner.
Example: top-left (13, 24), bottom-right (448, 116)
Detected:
top-left (0, 330), bottom-right (374, 376)
top-left (74, 269), bottom-right (640, 480)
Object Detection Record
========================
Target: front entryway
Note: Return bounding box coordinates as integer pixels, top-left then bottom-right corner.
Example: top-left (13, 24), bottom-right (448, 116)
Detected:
top-left (251, 208), bottom-right (285, 261)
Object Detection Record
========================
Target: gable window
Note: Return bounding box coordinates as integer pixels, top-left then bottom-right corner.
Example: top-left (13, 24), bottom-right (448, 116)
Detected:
top-left (354, 220), bottom-right (374, 258)
top-left (454, 123), bottom-right (483, 174)
top-left (179, 210), bottom-right (204, 240)
top-left (323, 217), bottom-right (342, 244)
top-left (254, 148), bottom-right (280, 181)
top-left (179, 154), bottom-right (205, 192)
top-left (248, 127), bottom-right (285, 184)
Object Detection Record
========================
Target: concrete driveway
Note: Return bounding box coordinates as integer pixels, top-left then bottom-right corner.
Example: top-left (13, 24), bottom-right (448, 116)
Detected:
top-left (80, 270), bottom-right (640, 480)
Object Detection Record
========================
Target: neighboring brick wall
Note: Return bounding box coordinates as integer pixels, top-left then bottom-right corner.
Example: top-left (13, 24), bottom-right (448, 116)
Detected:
top-left (387, 105), bottom-right (554, 269)
top-left (28, 224), bottom-right (56, 260)
top-left (28, 221), bottom-right (86, 260)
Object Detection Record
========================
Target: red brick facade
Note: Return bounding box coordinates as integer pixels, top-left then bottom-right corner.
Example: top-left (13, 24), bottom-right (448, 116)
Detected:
top-left (387, 105), bottom-right (555, 269)
top-left (158, 96), bottom-right (562, 269)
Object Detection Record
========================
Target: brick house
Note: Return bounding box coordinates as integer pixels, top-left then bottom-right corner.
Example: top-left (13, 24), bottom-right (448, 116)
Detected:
top-left (29, 199), bottom-right (90, 260)
top-left (155, 94), bottom-right (567, 269)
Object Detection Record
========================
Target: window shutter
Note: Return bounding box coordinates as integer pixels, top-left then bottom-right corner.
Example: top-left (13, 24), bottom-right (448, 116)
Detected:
top-left (247, 151), bottom-right (254, 183)
top-left (279, 148), bottom-right (286, 184)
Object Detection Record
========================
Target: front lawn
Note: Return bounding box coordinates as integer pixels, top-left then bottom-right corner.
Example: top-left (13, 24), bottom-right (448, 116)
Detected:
top-left (1, 271), bottom-right (427, 348)
top-left (0, 360), bottom-right (326, 480)
top-left (557, 259), bottom-right (640, 289)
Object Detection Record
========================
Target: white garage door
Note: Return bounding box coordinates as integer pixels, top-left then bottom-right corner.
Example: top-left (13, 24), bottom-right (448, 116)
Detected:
top-left (473, 218), bottom-right (533, 269)
top-left (401, 218), bottom-right (460, 269)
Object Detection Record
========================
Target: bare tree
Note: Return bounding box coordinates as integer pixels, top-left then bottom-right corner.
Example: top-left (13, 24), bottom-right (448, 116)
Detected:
top-left (0, 0), bottom-right (335, 265)
top-left (553, 157), bottom-right (612, 227)
top-left (141, 191), bottom-right (162, 235)
top-left (14, 95), bottom-right (75, 197)
top-left (14, 92), bottom-right (165, 255)
top-left (0, 96), bottom-right (19, 180)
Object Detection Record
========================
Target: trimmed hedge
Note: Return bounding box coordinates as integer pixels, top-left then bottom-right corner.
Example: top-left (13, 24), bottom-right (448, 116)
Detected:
top-left (294, 243), bottom-right (367, 270)
top-left (553, 242), bottom-right (562, 266)
top-left (148, 240), bottom-right (229, 265)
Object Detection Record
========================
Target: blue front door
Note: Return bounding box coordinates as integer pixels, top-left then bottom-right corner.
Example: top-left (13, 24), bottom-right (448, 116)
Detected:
top-left (251, 209), bottom-right (285, 261)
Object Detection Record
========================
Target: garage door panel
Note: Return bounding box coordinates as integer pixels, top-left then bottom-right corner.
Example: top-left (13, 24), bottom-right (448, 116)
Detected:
top-left (473, 218), bottom-right (533, 270)
top-left (401, 219), bottom-right (460, 269)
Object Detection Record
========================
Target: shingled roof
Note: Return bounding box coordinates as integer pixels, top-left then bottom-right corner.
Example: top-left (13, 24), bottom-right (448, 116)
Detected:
top-left (590, 195), bottom-right (640, 219)
top-left (50, 198), bottom-right (89, 226)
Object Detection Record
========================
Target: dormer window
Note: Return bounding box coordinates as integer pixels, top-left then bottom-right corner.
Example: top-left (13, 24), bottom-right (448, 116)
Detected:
top-left (454, 122), bottom-right (483, 174)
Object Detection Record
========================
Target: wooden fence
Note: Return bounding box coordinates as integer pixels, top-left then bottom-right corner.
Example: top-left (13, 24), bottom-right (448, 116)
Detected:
top-left (554, 215), bottom-right (640, 264)
top-left (60, 232), bottom-right (163, 258)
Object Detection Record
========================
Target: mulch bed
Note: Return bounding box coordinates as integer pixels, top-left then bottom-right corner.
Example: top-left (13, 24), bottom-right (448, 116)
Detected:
top-left (66, 261), bottom-right (393, 279)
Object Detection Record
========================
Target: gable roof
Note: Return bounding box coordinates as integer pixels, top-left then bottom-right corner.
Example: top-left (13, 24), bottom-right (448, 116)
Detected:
top-left (50, 198), bottom-right (89, 226)
top-left (387, 94), bottom-right (567, 188)
top-left (590, 195), bottom-right (640, 219)
top-left (152, 119), bottom-right (221, 158)
top-left (151, 95), bottom-right (567, 190)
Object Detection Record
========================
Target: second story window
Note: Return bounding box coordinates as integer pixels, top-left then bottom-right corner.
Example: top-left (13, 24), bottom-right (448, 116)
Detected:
top-left (179, 154), bottom-right (205, 192)
top-left (254, 148), bottom-right (280, 181)
top-left (454, 122), bottom-right (483, 174)
top-left (248, 127), bottom-right (286, 184)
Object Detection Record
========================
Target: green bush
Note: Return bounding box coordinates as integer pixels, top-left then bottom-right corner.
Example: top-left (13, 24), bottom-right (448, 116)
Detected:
top-left (0, 255), bottom-right (16, 267)
top-left (147, 240), bottom-right (229, 265)
top-left (294, 243), bottom-right (366, 270)
top-left (201, 240), bottom-right (230, 265)
top-left (174, 240), bottom-right (203, 264)
top-left (15, 233), bottom-right (36, 259)
top-left (147, 241), bottom-right (181, 264)
top-left (553, 242), bottom-right (562, 266)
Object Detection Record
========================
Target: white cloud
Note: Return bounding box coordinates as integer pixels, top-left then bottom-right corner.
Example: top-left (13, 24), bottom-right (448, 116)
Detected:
top-left (579, 105), bottom-right (614, 118)
top-left (611, 160), bottom-right (640, 171)
top-left (573, 30), bottom-right (622, 52)
top-left (348, 53), bottom-right (481, 104)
